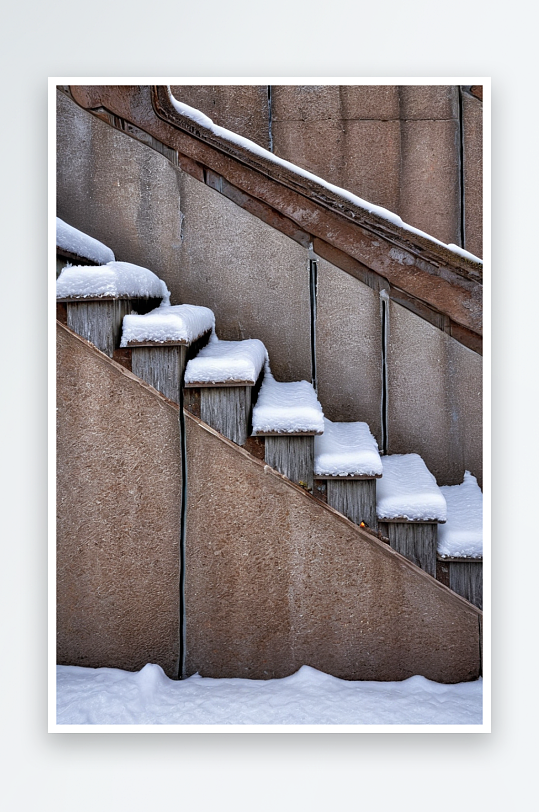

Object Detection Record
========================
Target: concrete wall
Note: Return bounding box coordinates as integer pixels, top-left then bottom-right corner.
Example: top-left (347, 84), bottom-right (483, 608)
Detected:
top-left (174, 171), bottom-right (312, 383)
top-left (184, 413), bottom-right (481, 683)
top-left (170, 84), bottom-right (271, 150)
top-left (57, 90), bottom-right (184, 283)
top-left (387, 302), bottom-right (483, 487)
top-left (172, 84), bottom-right (482, 255)
top-left (56, 322), bottom-right (481, 683)
top-left (56, 89), bottom-right (482, 485)
top-left (56, 324), bottom-right (182, 678)
top-left (315, 257), bottom-right (383, 443)
top-left (462, 89), bottom-right (483, 258)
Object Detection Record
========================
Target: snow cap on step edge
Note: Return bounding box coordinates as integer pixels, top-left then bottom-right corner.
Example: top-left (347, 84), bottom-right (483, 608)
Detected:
top-left (376, 453), bottom-right (447, 522)
top-left (314, 418), bottom-right (382, 477)
top-left (437, 472), bottom-right (483, 558)
top-left (56, 218), bottom-right (115, 265)
top-left (121, 304), bottom-right (215, 346)
top-left (252, 371), bottom-right (324, 435)
top-left (56, 261), bottom-right (170, 302)
top-left (184, 335), bottom-right (267, 384)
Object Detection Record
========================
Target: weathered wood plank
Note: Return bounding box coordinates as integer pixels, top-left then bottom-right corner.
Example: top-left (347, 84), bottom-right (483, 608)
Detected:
top-left (265, 435), bottom-right (315, 490)
top-left (326, 478), bottom-right (378, 530)
top-left (448, 560), bottom-right (483, 610)
top-left (200, 386), bottom-right (252, 446)
top-left (65, 297), bottom-right (162, 358)
top-left (130, 329), bottom-right (211, 404)
top-left (67, 299), bottom-right (133, 358)
top-left (131, 345), bottom-right (187, 404)
top-left (386, 522), bottom-right (438, 578)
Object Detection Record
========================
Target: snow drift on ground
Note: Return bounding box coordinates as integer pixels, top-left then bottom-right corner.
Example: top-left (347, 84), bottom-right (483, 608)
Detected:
top-left (314, 419), bottom-right (382, 477)
top-left (56, 663), bottom-right (482, 726)
top-left (438, 472), bottom-right (483, 558)
top-left (184, 335), bottom-right (268, 384)
top-left (56, 217), bottom-right (115, 265)
top-left (120, 304), bottom-right (215, 346)
top-left (56, 261), bottom-right (170, 302)
top-left (376, 453), bottom-right (447, 522)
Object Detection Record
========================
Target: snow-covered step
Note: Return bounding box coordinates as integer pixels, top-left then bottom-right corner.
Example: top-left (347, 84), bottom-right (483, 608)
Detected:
top-left (184, 337), bottom-right (267, 445)
top-left (120, 304), bottom-right (215, 404)
top-left (376, 454), bottom-right (447, 577)
top-left (436, 472), bottom-right (483, 608)
top-left (251, 374), bottom-right (324, 490)
top-left (56, 217), bottom-right (115, 277)
top-left (314, 419), bottom-right (382, 529)
top-left (56, 261), bottom-right (170, 357)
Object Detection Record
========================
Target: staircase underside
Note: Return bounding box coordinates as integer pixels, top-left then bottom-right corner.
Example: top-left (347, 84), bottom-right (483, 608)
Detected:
top-left (57, 322), bottom-right (482, 683)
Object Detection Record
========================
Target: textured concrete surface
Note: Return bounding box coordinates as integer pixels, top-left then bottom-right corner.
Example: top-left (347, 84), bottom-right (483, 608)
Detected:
top-left (272, 86), bottom-right (401, 211)
top-left (342, 120), bottom-right (401, 212)
top-left (57, 90), bottom-right (183, 281)
top-left (399, 85), bottom-right (460, 120)
top-left (175, 170), bottom-right (312, 382)
top-left (170, 85), bottom-right (271, 150)
top-left (399, 119), bottom-right (461, 247)
top-left (184, 413), bottom-right (481, 683)
top-left (56, 323), bottom-right (182, 677)
top-left (462, 90), bottom-right (483, 258)
top-left (387, 302), bottom-right (482, 486)
top-left (315, 257), bottom-right (382, 442)
top-left (271, 117), bottom-right (346, 188)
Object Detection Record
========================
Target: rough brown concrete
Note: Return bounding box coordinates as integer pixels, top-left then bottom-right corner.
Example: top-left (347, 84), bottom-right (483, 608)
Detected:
top-left (399, 85), bottom-right (460, 120)
top-left (399, 119), bottom-right (461, 247)
top-left (56, 90), bottom-right (183, 282)
top-left (175, 170), bottom-right (312, 383)
top-left (271, 118), bottom-right (346, 187)
top-left (272, 86), bottom-right (401, 211)
top-left (462, 90), bottom-right (483, 258)
top-left (387, 302), bottom-right (482, 487)
top-left (271, 85), bottom-right (467, 248)
top-left (184, 413), bottom-right (481, 683)
top-left (170, 85), bottom-right (271, 150)
top-left (315, 257), bottom-right (383, 444)
top-left (341, 85), bottom-right (400, 120)
top-left (57, 323), bottom-right (182, 677)
top-left (342, 120), bottom-right (401, 212)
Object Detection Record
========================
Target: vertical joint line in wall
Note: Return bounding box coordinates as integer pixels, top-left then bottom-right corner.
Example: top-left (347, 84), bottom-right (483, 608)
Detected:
top-left (458, 86), bottom-right (466, 250)
top-left (178, 388), bottom-right (188, 679)
top-left (309, 244), bottom-right (318, 391)
top-left (268, 86), bottom-right (274, 153)
top-left (380, 289), bottom-right (389, 455)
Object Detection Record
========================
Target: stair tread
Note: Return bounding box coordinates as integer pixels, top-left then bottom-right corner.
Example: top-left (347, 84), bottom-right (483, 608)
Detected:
top-left (376, 454), bottom-right (447, 523)
top-left (56, 217), bottom-right (115, 265)
top-left (437, 473), bottom-right (483, 559)
top-left (184, 337), bottom-right (267, 386)
top-left (121, 304), bottom-right (215, 347)
top-left (252, 375), bottom-right (324, 436)
top-left (314, 418), bottom-right (382, 478)
top-left (56, 260), bottom-right (170, 302)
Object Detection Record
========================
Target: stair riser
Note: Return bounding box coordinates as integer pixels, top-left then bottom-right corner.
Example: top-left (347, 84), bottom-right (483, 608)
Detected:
top-left (326, 479), bottom-right (378, 530)
top-left (265, 436), bottom-right (315, 491)
top-left (379, 521), bottom-right (438, 578)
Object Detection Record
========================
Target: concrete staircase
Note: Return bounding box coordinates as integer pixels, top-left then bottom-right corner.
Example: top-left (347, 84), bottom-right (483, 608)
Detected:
top-left (56, 232), bottom-right (483, 683)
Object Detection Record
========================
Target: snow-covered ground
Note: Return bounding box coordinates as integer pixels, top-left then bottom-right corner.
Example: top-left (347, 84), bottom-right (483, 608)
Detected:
top-left (56, 662), bottom-right (482, 728)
